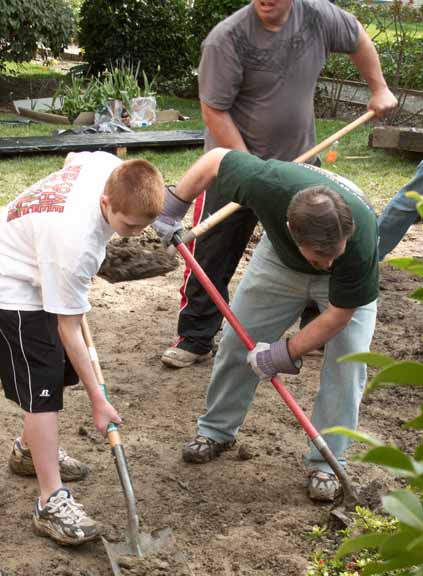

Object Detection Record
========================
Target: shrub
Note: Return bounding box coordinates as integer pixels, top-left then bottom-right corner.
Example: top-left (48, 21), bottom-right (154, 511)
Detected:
top-left (189, 0), bottom-right (250, 66)
top-left (322, 38), bottom-right (423, 92)
top-left (0, 0), bottom-right (75, 68)
top-left (78, 0), bottom-right (191, 83)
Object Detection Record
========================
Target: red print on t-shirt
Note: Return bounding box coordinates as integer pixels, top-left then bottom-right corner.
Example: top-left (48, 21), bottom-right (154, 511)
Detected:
top-left (7, 164), bottom-right (82, 222)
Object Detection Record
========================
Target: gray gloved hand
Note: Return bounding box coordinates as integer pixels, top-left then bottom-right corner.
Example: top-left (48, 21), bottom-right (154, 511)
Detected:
top-left (151, 185), bottom-right (191, 245)
top-left (247, 338), bottom-right (302, 380)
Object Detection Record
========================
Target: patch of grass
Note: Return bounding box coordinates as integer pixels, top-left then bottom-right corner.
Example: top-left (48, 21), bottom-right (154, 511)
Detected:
top-left (0, 156), bottom-right (65, 205)
top-left (2, 61), bottom-right (64, 80)
top-left (367, 20), bottom-right (423, 41)
top-left (0, 116), bottom-right (69, 138)
top-left (316, 118), bottom-right (418, 213)
top-left (0, 113), bottom-right (418, 214)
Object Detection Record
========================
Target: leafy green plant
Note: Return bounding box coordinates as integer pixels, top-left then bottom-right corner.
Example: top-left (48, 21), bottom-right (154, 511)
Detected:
top-left (306, 508), bottom-right (398, 576)
top-left (51, 76), bottom-right (103, 121)
top-left (50, 60), bottom-right (159, 122)
top-left (100, 61), bottom-right (142, 112)
top-left (141, 66), bottom-right (160, 98)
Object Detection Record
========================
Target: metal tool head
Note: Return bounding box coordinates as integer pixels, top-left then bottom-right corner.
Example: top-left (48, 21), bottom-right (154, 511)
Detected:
top-left (102, 527), bottom-right (175, 576)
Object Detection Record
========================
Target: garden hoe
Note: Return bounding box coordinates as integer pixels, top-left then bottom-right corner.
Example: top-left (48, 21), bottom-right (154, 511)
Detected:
top-left (170, 236), bottom-right (361, 526)
top-left (81, 316), bottom-right (174, 576)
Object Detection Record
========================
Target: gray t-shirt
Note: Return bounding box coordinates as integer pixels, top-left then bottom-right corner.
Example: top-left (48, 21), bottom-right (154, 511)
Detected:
top-left (199, 0), bottom-right (359, 160)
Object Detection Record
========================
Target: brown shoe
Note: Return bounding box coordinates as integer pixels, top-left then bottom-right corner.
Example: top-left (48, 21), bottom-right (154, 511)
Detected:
top-left (307, 470), bottom-right (341, 502)
top-left (182, 435), bottom-right (236, 463)
top-left (161, 347), bottom-right (213, 368)
top-left (9, 438), bottom-right (88, 482)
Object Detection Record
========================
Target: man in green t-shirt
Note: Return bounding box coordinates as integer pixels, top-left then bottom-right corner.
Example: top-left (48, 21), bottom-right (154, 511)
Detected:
top-left (153, 148), bottom-right (378, 502)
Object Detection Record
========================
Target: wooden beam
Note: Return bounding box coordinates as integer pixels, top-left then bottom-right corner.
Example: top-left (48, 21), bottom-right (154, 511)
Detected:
top-left (371, 126), bottom-right (423, 153)
top-left (0, 130), bottom-right (204, 157)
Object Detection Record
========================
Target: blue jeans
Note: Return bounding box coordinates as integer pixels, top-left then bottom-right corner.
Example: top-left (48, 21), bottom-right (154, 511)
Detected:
top-left (378, 161), bottom-right (423, 261)
top-left (197, 234), bottom-right (377, 473)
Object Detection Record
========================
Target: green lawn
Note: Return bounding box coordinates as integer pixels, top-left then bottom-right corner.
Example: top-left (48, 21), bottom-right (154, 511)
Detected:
top-left (367, 20), bottom-right (423, 41)
top-left (2, 61), bottom-right (65, 80)
top-left (0, 101), bottom-right (419, 214)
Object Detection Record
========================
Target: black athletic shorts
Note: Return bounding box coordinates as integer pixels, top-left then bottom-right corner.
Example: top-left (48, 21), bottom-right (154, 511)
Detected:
top-left (0, 309), bottom-right (79, 413)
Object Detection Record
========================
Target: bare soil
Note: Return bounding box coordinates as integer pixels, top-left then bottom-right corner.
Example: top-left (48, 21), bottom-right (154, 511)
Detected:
top-left (0, 224), bottom-right (422, 576)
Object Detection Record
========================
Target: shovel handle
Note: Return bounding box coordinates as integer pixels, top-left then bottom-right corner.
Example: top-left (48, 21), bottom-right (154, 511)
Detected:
top-left (81, 315), bottom-right (143, 556)
top-left (166, 110), bottom-right (375, 255)
top-left (81, 315), bottom-right (120, 438)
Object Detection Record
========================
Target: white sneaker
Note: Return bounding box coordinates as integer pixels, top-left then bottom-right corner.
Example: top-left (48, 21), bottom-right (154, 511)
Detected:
top-left (161, 347), bottom-right (212, 368)
top-left (33, 488), bottom-right (98, 545)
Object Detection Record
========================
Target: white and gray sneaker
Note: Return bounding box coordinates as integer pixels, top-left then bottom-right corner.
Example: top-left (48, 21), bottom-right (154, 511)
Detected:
top-left (33, 488), bottom-right (98, 545)
top-left (9, 437), bottom-right (88, 481)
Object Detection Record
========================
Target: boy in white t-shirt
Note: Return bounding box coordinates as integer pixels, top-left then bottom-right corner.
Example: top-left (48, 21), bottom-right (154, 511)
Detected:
top-left (0, 151), bottom-right (164, 546)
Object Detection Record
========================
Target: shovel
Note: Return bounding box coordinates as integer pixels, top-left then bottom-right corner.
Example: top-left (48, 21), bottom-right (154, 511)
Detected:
top-left (167, 110), bottom-right (375, 255)
top-left (170, 236), bottom-right (360, 521)
top-left (81, 316), bottom-right (174, 575)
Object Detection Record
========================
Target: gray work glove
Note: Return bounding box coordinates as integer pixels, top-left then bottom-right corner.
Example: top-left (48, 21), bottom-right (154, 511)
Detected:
top-left (247, 339), bottom-right (302, 380)
top-left (151, 185), bottom-right (190, 245)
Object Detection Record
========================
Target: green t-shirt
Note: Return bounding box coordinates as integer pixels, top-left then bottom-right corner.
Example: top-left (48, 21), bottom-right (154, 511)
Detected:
top-left (214, 150), bottom-right (378, 308)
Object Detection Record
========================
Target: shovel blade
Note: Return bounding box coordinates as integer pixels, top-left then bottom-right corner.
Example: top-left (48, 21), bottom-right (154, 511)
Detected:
top-left (102, 527), bottom-right (175, 576)
top-left (102, 536), bottom-right (123, 576)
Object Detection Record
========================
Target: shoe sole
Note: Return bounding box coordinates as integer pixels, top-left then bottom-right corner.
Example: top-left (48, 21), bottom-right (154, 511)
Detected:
top-left (33, 517), bottom-right (98, 546)
top-left (161, 351), bottom-right (212, 369)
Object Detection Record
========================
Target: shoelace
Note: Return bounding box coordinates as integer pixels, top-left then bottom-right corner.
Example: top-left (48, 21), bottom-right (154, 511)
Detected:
top-left (46, 494), bottom-right (87, 525)
top-left (58, 447), bottom-right (70, 463)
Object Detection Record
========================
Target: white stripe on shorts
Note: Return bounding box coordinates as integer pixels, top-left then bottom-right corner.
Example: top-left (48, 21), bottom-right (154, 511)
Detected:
top-left (0, 326), bottom-right (22, 407)
top-left (17, 311), bottom-right (33, 412)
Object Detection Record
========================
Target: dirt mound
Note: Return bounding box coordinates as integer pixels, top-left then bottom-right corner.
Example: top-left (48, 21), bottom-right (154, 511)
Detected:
top-left (98, 234), bottom-right (179, 283)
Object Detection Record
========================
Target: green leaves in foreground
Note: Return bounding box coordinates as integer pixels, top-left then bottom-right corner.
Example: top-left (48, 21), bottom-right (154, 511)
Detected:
top-left (325, 204), bottom-right (423, 575)
top-left (328, 348), bottom-right (423, 574)
top-left (332, 448), bottom-right (423, 574)
top-left (322, 427), bottom-right (423, 482)
top-left (338, 352), bottom-right (423, 391)
top-left (337, 518), bottom-right (423, 575)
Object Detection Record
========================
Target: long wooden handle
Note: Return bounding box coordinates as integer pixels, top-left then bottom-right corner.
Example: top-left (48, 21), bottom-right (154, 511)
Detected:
top-left (81, 315), bottom-right (121, 445)
top-left (168, 110), bottom-right (375, 252)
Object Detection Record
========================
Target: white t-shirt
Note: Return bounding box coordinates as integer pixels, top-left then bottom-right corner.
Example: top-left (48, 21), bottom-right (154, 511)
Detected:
top-left (0, 151), bottom-right (122, 314)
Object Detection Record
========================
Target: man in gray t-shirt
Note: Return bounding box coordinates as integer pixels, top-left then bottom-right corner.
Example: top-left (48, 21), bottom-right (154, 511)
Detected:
top-left (161, 0), bottom-right (397, 369)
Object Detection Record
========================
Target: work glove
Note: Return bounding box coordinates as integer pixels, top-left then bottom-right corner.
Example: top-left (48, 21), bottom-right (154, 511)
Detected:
top-left (247, 338), bottom-right (302, 380)
top-left (151, 185), bottom-right (191, 245)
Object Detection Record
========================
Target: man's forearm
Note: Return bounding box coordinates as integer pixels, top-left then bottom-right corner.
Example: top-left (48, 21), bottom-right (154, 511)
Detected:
top-left (201, 101), bottom-right (249, 152)
top-left (350, 24), bottom-right (388, 92)
top-left (288, 305), bottom-right (356, 359)
top-left (349, 23), bottom-right (398, 117)
top-left (175, 148), bottom-right (230, 202)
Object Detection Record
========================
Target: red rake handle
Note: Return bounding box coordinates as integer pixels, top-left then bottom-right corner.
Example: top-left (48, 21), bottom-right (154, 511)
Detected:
top-left (173, 234), bottom-right (359, 504)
